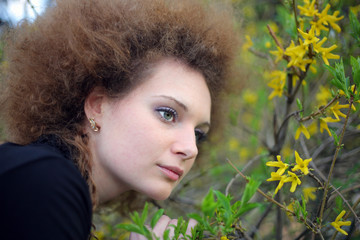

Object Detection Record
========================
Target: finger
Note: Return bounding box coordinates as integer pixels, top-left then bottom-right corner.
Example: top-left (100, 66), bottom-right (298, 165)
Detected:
top-left (129, 232), bottom-right (147, 240)
top-left (152, 215), bottom-right (171, 239)
top-left (186, 218), bottom-right (198, 237)
top-left (166, 219), bottom-right (178, 239)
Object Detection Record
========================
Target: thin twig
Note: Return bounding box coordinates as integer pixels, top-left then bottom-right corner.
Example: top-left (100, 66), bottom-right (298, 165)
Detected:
top-left (318, 99), bottom-right (354, 226)
top-left (26, 0), bottom-right (39, 16)
top-left (292, 0), bottom-right (300, 32)
top-left (299, 95), bottom-right (340, 122)
top-left (225, 154), bottom-right (267, 196)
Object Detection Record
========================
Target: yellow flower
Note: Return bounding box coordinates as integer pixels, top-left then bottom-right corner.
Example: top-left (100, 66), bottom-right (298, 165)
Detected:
top-left (319, 117), bottom-right (339, 136)
top-left (267, 172), bottom-right (287, 194)
top-left (298, 0), bottom-right (318, 17)
top-left (228, 137), bottom-right (240, 151)
top-left (319, 45), bottom-right (340, 66)
top-left (309, 59), bottom-right (317, 74)
top-left (221, 236), bottom-right (229, 240)
top-left (267, 70), bottom-right (286, 99)
top-left (316, 4), bottom-right (344, 33)
top-left (310, 18), bottom-right (329, 36)
top-left (350, 5), bottom-right (360, 16)
top-left (295, 123), bottom-right (310, 140)
top-left (239, 147), bottom-right (249, 160)
top-left (330, 101), bottom-right (349, 120)
top-left (286, 202), bottom-right (295, 219)
top-left (284, 171), bottom-right (302, 192)
top-left (307, 120), bottom-right (318, 136)
top-left (303, 187), bottom-right (317, 201)
top-left (296, 58), bottom-right (313, 72)
top-left (266, 155), bottom-right (289, 175)
top-left (313, 37), bottom-right (327, 53)
top-left (270, 46), bottom-right (284, 63)
top-left (292, 151), bottom-right (312, 175)
top-left (316, 85), bottom-right (332, 106)
top-left (242, 35), bottom-right (253, 51)
top-left (285, 39), bottom-right (311, 71)
top-left (242, 89), bottom-right (258, 104)
top-left (292, 75), bottom-right (299, 87)
top-left (265, 41), bottom-right (272, 48)
top-left (298, 26), bottom-right (319, 46)
top-left (331, 210), bottom-right (351, 235)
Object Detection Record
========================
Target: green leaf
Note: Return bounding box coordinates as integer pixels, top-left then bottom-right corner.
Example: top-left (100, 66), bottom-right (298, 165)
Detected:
top-left (214, 191), bottom-right (233, 228)
top-left (350, 11), bottom-right (360, 43)
top-left (116, 223), bottom-right (143, 235)
top-left (140, 202), bottom-right (149, 225)
top-left (214, 190), bottom-right (231, 214)
top-left (296, 98), bottom-right (303, 111)
top-left (240, 177), bottom-right (261, 207)
top-left (151, 208), bottom-right (164, 229)
top-left (325, 60), bottom-right (350, 98)
top-left (235, 202), bottom-right (261, 218)
top-left (330, 129), bottom-right (339, 146)
top-left (351, 56), bottom-right (360, 87)
top-left (163, 229), bottom-right (170, 240)
top-left (201, 188), bottom-right (217, 217)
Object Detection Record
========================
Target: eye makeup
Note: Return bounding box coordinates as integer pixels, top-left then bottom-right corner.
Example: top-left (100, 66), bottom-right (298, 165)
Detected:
top-left (155, 107), bottom-right (178, 123)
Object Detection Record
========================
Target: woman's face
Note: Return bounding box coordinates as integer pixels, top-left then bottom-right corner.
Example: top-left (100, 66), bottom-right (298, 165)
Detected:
top-left (90, 59), bottom-right (211, 202)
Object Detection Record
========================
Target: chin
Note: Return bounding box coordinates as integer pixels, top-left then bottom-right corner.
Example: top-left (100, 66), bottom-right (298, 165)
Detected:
top-left (140, 186), bottom-right (173, 201)
top-left (147, 191), bottom-right (171, 201)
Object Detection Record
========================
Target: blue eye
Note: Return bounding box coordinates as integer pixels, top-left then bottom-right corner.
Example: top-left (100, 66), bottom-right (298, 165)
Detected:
top-left (195, 129), bottom-right (207, 144)
top-left (156, 107), bottom-right (178, 122)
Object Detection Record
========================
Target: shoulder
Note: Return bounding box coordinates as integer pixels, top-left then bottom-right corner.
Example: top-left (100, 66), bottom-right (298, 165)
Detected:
top-left (0, 142), bottom-right (92, 240)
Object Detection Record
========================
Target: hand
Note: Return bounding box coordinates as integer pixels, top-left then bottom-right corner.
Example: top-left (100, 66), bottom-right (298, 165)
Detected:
top-left (129, 215), bottom-right (197, 240)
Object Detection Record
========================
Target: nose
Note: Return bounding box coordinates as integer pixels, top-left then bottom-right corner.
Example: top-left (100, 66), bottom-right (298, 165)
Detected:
top-left (171, 127), bottom-right (198, 160)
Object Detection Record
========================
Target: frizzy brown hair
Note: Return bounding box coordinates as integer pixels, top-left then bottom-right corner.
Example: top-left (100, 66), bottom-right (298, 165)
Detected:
top-left (0, 0), bottom-right (239, 209)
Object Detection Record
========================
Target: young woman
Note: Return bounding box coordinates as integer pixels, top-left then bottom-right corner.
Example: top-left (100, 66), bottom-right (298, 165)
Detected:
top-left (0, 0), bottom-right (238, 239)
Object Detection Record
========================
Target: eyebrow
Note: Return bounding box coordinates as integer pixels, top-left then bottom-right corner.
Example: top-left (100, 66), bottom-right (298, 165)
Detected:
top-left (153, 95), bottom-right (188, 111)
top-left (152, 95), bottom-right (211, 129)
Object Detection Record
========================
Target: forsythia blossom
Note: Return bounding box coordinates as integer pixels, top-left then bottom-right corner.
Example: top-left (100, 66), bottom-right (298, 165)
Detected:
top-left (316, 4), bottom-right (344, 33)
top-left (331, 210), bottom-right (351, 235)
top-left (267, 70), bottom-right (286, 99)
top-left (267, 172), bottom-right (287, 194)
top-left (270, 46), bottom-right (284, 63)
top-left (292, 151), bottom-right (312, 175)
top-left (297, 0), bottom-right (318, 17)
top-left (284, 171), bottom-right (302, 192)
top-left (266, 155), bottom-right (289, 175)
top-left (330, 102), bottom-right (350, 120)
top-left (295, 123), bottom-right (310, 140)
top-left (303, 187), bottom-right (317, 201)
top-left (319, 117), bottom-right (339, 136)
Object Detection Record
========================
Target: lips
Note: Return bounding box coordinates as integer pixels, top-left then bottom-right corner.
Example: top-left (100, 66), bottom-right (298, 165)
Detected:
top-left (157, 164), bottom-right (184, 181)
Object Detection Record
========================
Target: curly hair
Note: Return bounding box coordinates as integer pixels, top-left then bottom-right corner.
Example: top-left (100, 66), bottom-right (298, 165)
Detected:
top-left (0, 0), bottom-right (239, 209)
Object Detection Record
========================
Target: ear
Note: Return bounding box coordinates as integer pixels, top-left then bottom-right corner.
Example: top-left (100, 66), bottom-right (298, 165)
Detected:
top-left (84, 87), bottom-right (106, 127)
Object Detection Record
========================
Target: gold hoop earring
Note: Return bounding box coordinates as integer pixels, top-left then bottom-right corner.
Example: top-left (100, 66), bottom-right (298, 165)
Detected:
top-left (89, 118), bottom-right (99, 132)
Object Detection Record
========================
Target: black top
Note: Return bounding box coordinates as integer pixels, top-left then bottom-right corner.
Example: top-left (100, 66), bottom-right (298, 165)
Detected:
top-left (0, 136), bottom-right (92, 240)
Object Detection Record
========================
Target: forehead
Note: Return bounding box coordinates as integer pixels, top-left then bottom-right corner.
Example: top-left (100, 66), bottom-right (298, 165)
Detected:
top-left (125, 58), bottom-right (212, 120)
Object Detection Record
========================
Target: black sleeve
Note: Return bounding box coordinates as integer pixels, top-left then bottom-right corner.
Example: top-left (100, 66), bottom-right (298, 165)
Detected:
top-left (0, 156), bottom-right (92, 240)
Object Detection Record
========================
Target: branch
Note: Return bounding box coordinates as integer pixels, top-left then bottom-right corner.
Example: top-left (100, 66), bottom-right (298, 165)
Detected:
top-left (299, 95), bottom-right (340, 122)
top-left (318, 99), bottom-right (354, 226)
top-left (27, 0), bottom-right (39, 16)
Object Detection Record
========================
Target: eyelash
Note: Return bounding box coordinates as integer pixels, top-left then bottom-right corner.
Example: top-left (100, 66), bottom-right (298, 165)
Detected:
top-left (155, 107), bottom-right (178, 123)
top-left (155, 106), bottom-right (207, 144)
top-left (195, 129), bottom-right (207, 144)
